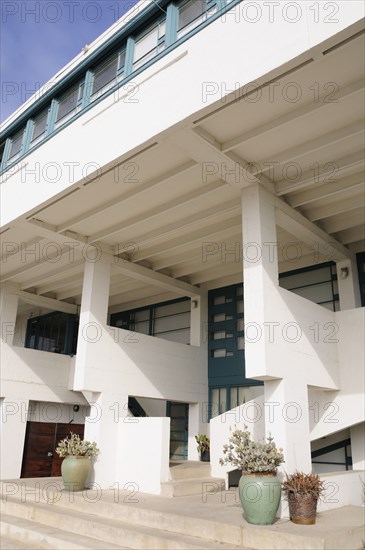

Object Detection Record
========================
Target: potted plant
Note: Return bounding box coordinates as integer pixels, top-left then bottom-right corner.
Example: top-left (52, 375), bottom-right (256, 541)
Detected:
top-left (282, 471), bottom-right (325, 525)
top-left (195, 434), bottom-right (210, 462)
top-left (220, 425), bottom-right (284, 525)
top-left (55, 432), bottom-right (99, 491)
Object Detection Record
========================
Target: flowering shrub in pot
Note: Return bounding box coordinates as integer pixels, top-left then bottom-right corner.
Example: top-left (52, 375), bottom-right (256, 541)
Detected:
top-left (55, 433), bottom-right (99, 491)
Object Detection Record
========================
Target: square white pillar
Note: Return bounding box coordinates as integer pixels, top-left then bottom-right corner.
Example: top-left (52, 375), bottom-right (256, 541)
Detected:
top-left (336, 259), bottom-right (361, 310)
top-left (0, 287), bottom-right (19, 347)
top-left (74, 256), bottom-right (111, 391)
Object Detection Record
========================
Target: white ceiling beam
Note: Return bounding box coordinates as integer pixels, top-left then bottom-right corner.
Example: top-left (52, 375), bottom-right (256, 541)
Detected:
top-left (221, 79), bottom-right (364, 152)
top-left (115, 199), bottom-right (241, 251)
top-left (20, 261), bottom-right (85, 291)
top-left (303, 194), bottom-right (364, 222)
top-left (321, 207), bottom-right (365, 234)
top-left (170, 128), bottom-right (275, 192)
top-left (37, 275), bottom-right (84, 296)
top-left (190, 263), bottom-right (243, 285)
top-left (1, 246), bottom-right (72, 282)
top-left (334, 226), bottom-right (365, 245)
top-left (22, 220), bottom-right (112, 256)
top-left (288, 173), bottom-right (364, 207)
top-left (132, 216), bottom-right (242, 262)
top-left (113, 259), bottom-right (201, 298)
top-left (0, 237), bottom-right (44, 263)
top-left (90, 180), bottom-right (226, 242)
top-left (108, 290), bottom-right (174, 311)
top-left (276, 151), bottom-right (364, 196)
top-left (275, 198), bottom-right (353, 261)
top-left (57, 161), bottom-right (197, 232)
top-left (12, 289), bottom-right (77, 314)
top-left (254, 121), bottom-right (364, 173)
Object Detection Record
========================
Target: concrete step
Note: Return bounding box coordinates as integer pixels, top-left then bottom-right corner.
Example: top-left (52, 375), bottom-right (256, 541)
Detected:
top-left (1, 480), bottom-right (364, 550)
top-left (1, 497), bottom-right (242, 550)
top-left (169, 461), bottom-right (212, 481)
top-left (0, 514), bottom-right (127, 549)
top-left (161, 476), bottom-right (225, 497)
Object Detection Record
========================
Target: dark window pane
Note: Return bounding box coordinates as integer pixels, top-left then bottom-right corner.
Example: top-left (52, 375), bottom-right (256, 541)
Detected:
top-left (56, 85), bottom-right (81, 124)
top-left (92, 54), bottom-right (118, 97)
top-left (178, 0), bottom-right (205, 33)
top-left (8, 130), bottom-right (24, 160)
top-left (31, 111), bottom-right (48, 144)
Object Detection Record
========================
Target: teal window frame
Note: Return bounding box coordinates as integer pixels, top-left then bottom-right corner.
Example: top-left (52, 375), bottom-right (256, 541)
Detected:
top-left (110, 297), bottom-right (190, 342)
top-left (0, 0), bottom-right (241, 174)
top-left (25, 311), bottom-right (77, 356)
top-left (131, 16), bottom-right (167, 72)
top-left (53, 80), bottom-right (85, 129)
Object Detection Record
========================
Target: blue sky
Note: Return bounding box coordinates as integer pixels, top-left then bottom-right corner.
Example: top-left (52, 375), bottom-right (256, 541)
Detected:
top-left (0, 0), bottom-right (140, 123)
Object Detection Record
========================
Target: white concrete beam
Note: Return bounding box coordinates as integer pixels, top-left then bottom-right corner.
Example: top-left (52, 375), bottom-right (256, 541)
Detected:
top-left (89, 181), bottom-right (225, 242)
top-left (276, 151), bottom-right (364, 196)
top-left (12, 289), bottom-right (77, 314)
top-left (113, 259), bottom-right (201, 298)
top-left (222, 79), bottom-right (364, 152)
top-left (275, 198), bottom-right (353, 261)
top-left (57, 161), bottom-right (196, 232)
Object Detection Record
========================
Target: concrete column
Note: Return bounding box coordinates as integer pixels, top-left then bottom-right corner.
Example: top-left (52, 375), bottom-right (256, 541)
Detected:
top-left (264, 379), bottom-right (312, 474)
top-left (350, 423), bottom-right (365, 470)
top-left (0, 286), bottom-right (19, 347)
top-left (190, 288), bottom-right (208, 347)
top-left (83, 391), bottom-right (129, 488)
top-left (336, 258), bottom-right (361, 310)
top-left (241, 184), bottom-right (278, 380)
top-left (0, 398), bottom-right (29, 479)
top-left (74, 256), bottom-right (111, 390)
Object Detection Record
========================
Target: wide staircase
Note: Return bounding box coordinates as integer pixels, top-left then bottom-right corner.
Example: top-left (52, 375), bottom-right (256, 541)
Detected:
top-left (1, 477), bottom-right (364, 550)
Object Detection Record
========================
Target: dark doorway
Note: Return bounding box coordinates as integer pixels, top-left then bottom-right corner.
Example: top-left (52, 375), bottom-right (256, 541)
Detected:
top-left (21, 421), bottom-right (84, 478)
top-left (167, 402), bottom-right (189, 461)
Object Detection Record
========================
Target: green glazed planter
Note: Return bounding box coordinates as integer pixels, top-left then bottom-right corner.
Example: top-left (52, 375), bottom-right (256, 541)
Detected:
top-left (61, 456), bottom-right (91, 491)
top-left (239, 473), bottom-right (281, 525)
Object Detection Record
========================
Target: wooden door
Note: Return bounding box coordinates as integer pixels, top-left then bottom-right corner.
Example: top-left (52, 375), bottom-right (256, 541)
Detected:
top-left (21, 422), bottom-right (84, 478)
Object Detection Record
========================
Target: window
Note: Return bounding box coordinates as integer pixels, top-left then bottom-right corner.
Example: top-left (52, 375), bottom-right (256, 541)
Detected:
top-left (0, 141), bottom-right (5, 167)
top-left (110, 298), bottom-right (191, 344)
top-left (279, 262), bottom-right (339, 311)
top-left (55, 83), bottom-right (84, 128)
top-left (177, 0), bottom-right (217, 38)
top-left (356, 252), bottom-right (365, 306)
top-left (25, 312), bottom-right (77, 355)
top-left (210, 387), bottom-right (227, 417)
top-left (133, 20), bottom-right (166, 70)
top-left (91, 50), bottom-right (126, 100)
top-left (30, 110), bottom-right (48, 147)
top-left (8, 129), bottom-right (24, 163)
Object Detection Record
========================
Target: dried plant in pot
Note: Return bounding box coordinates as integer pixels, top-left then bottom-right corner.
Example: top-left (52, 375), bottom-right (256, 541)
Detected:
top-left (220, 426), bottom-right (285, 525)
top-left (282, 471), bottom-right (325, 525)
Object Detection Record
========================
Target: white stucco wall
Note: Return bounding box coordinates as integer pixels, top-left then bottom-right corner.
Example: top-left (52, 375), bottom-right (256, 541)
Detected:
top-left (74, 324), bottom-right (208, 404)
top-left (2, 2), bottom-right (364, 226)
top-left (117, 417), bottom-right (170, 494)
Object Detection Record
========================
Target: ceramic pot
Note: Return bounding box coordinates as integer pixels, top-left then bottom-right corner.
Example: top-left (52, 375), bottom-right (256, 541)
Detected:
top-left (239, 472), bottom-right (281, 525)
top-left (61, 456), bottom-right (91, 491)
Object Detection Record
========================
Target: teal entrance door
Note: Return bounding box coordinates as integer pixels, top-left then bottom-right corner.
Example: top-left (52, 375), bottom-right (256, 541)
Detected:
top-left (167, 402), bottom-right (189, 461)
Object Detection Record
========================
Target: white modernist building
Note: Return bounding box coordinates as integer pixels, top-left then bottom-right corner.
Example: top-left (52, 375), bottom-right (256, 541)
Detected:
top-left (1, 0), bottom-right (364, 507)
